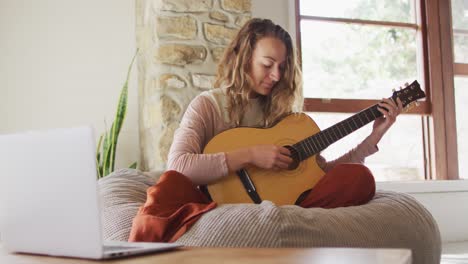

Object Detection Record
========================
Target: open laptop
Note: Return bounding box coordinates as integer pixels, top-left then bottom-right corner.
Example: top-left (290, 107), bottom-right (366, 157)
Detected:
top-left (0, 126), bottom-right (181, 259)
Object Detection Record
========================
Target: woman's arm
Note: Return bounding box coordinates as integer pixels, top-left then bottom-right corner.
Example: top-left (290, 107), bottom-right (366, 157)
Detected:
top-left (316, 135), bottom-right (378, 172)
top-left (167, 95), bottom-right (230, 185)
top-left (317, 98), bottom-right (403, 172)
top-left (168, 94), bottom-right (293, 185)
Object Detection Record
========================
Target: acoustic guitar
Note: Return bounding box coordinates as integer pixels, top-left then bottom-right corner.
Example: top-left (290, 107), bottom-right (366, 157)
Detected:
top-left (203, 80), bottom-right (426, 205)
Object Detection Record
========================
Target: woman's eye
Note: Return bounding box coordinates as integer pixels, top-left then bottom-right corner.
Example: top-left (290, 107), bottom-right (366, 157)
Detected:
top-left (263, 64), bottom-right (272, 68)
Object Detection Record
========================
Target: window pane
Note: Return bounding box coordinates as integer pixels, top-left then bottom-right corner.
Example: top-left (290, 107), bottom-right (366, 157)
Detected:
top-left (452, 0), bottom-right (468, 30)
top-left (455, 77), bottom-right (468, 179)
top-left (299, 0), bottom-right (415, 23)
top-left (301, 20), bottom-right (418, 99)
top-left (307, 112), bottom-right (424, 181)
top-left (453, 33), bottom-right (468, 63)
top-left (452, 0), bottom-right (468, 63)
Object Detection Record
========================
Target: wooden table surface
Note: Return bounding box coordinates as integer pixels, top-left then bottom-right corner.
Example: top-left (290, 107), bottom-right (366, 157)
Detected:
top-left (1, 245), bottom-right (412, 264)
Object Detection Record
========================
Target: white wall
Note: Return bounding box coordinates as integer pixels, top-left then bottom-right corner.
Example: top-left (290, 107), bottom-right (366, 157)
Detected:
top-left (0, 0), bottom-right (291, 172)
top-left (251, 0), bottom-right (297, 41)
top-left (0, 0), bottom-right (138, 169)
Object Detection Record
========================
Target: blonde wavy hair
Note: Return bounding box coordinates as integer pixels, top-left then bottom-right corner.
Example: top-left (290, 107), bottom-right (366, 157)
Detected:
top-left (214, 18), bottom-right (303, 128)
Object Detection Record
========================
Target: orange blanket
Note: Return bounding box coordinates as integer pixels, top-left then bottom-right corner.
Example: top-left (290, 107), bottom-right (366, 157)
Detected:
top-left (128, 170), bottom-right (216, 243)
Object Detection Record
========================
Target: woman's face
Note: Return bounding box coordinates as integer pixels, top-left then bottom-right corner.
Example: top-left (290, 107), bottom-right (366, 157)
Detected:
top-left (248, 37), bottom-right (286, 97)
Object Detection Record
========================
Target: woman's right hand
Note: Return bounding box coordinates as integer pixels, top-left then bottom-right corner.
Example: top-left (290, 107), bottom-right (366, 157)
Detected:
top-left (248, 145), bottom-right (293, 170)
top-left (225, 145), bottom-right (293, 173)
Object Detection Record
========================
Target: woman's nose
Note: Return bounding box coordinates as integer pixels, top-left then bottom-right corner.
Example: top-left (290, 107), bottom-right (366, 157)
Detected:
top-left (270, 67), bottom-right (281, 82)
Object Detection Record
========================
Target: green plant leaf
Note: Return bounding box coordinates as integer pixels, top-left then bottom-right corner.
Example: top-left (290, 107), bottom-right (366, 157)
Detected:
top-left (128, 162), bottom-right (137, 169)
top-left (108, 50), bottom-right (137, 172)
top-left (109, 89), bottom-right (127, 172)
top-left (97, 49), bottom-right (138, 178)
top-left (101, 126), bottom-right (112, 176)
top-left (96, 134), bottom-right (104, 179)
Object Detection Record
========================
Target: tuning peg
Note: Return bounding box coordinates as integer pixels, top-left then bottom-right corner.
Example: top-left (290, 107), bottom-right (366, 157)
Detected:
top-left (406, 102), bottom-right (417, 112)
top-left (403, 103), bottom-right (412, 113)
top-left (399, 86), bottom-right (403, 90)
top-left (404, 82), bottom-right (409, 87)
top-left (392, 88), bottom-right (396, 92)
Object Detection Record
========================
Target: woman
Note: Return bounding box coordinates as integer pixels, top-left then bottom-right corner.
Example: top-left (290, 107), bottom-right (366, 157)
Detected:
top-left (129, 18), bottom-right (403, 242)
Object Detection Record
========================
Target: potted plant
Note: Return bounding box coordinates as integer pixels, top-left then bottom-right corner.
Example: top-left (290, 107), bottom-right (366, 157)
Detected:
top-left (96, 50), bottom-right (138, 179)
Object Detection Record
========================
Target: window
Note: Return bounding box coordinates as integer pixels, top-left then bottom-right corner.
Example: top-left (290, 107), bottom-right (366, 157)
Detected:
top-left (452, 0), bottom-right (468, 179)
top-left (299, 1), bottom-right (419, 100)
top-left (295, 0), bottom-right (459, 181)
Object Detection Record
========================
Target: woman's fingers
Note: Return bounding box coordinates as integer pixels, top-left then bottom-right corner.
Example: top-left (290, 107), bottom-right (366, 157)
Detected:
top-left (277, 156), bottom-right (292, 167)
top-left (396, 98), bottom-right (403, 111)
top-left (268, 146), bottom-right (292, 169)
top-left (378, 98), bottom-right (402, 118)
top-left (278, 147), bottom-right (292, 158)
top-left (251, 145), bottom-right (294, 170)
top-left (279, 146), bottom-right (291, 156)
top-left (275, 147), bottom-right (292, 168)
top-left (274, 160), bottom-right (290, 170)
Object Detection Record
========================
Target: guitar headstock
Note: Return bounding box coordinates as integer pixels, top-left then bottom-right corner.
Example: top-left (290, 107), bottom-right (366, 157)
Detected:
top-left (391, 80), bottom-right (425, 109)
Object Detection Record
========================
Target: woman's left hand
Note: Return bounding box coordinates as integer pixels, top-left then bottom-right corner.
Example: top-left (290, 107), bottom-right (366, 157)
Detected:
top-left (370, 97), bottom-right (403, 144)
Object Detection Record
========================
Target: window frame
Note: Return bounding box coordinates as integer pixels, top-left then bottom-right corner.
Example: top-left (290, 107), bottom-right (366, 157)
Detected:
top-left (294, 0), bottom-right (459, 180)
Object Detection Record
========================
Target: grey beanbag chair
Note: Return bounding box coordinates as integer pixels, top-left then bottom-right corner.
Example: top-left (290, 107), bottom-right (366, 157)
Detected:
top-left (99, 169), bottom-right (441, 264)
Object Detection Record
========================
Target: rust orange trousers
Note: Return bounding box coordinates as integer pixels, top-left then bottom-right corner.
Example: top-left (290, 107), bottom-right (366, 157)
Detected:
top-left (128, 163), bottom-right (375, 243)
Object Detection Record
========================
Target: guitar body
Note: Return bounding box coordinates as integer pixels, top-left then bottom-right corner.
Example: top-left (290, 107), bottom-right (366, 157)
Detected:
top-left (204, 113), bottom-right (325, 205)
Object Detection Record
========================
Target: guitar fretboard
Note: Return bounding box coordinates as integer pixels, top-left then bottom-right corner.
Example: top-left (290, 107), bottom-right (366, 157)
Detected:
top-left (292, 104), bottom-right (383, 161)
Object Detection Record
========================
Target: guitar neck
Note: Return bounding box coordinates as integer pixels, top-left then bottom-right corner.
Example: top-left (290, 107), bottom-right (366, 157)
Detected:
top-left (293, 104), bottom-right (383, 161)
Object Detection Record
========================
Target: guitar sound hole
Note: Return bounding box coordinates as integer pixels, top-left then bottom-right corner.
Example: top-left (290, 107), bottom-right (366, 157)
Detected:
top-left (284, 145), bottom-right (300, 170)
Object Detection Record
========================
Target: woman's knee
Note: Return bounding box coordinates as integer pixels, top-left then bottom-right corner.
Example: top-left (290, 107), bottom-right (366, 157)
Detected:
top-left (335, 163), bottom-right (375, 186)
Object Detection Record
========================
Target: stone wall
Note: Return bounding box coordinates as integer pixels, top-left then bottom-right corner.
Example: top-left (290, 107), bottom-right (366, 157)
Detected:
top-left (136, 0), bottom-right (252, 171)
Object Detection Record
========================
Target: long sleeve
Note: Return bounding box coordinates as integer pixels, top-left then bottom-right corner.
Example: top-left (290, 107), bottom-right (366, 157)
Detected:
top-left (316, 135), bottom-right (379, 173)
top-left (167, 94), bottom-right (230, 185)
